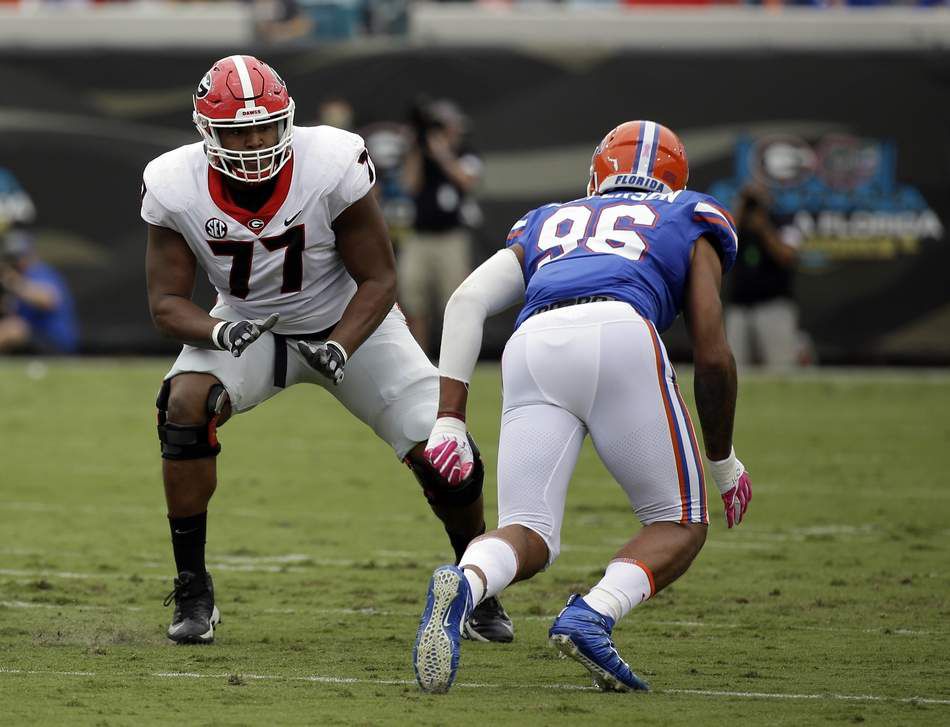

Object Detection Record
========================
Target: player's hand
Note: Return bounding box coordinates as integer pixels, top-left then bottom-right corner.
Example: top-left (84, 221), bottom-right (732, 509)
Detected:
top-left (721, 470), bottom-right (752, 529)
top-left (707, 448), bottom-right (752, 528)
top-left (296, 340), bottom-right (347, 385)
top-left (212, 313), bottom-right (279, 357)
top-left (424, 416), bottom-right (474, 486)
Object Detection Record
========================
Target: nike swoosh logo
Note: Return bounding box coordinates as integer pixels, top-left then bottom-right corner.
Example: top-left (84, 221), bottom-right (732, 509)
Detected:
top-left (284, 209), bottom-right (303, 226)
top-left (168, 622), bottom-right (186, 635)
top-left (174, 528), bottom-right (198, 535)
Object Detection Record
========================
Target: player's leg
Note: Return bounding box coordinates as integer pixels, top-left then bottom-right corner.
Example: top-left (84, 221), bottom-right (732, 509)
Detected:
top-left (413, 325), bottom-right (587, 693)
top-left (296, 307), bottom-right (512, 640)
top-left (158, 329), bottom-right (280, 644)
top-left (403, 438), bottom-right (516, 644)
top-left (460, 401), bottom-right (586, 603)
top-left (297, 308), bottom-right (488, 561)
top-left (404, 440), bottom-right (487, 567)
top-left (414, 402), bottom-right (585, 693)
top-left (551, 315), bottom-right (706, 691)
top-left (157, 371), bottom-right (227, 645)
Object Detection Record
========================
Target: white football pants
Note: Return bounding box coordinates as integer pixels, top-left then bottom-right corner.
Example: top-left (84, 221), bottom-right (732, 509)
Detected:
top-left (497, 301), bottom-right (707, 565)
top-left (165, 305), bottom-right (436, 460)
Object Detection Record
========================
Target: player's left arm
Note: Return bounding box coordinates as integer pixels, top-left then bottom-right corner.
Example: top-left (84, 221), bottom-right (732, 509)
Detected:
top-left (684, 236), bottom-right (751, 528)
top-left (326, 191), bottom-right (397, 357)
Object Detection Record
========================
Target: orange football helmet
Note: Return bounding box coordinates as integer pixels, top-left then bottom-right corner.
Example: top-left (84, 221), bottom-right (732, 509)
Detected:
top-left (587, 121), bottom-right (689, 196)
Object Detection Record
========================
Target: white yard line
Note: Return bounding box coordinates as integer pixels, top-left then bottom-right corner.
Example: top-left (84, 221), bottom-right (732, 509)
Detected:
top-left (3, 599), bottom-right (934, 637)
top-left (663, 688), bottom-right (950, 705)
top-left (1, 667), bottom-right (947, 705)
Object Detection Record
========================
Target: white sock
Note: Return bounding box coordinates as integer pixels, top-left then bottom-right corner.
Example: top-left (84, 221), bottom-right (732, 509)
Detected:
top-left (583, 559), bottom-right (655, 623)
top-left (459, 537), bottom-right (518, 607)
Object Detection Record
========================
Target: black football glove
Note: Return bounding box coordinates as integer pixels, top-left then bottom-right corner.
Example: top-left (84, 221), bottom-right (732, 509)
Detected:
top-left (296, 339), bottom-right (347, 385)
top-left (211, 313), bottom-right (279, 357)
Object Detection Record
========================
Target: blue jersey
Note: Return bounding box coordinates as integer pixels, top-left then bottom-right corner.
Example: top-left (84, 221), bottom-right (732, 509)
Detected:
top-left (506, 189), bottom-right (738, 332)
top-left (14, 262), bottom-right (79, 353)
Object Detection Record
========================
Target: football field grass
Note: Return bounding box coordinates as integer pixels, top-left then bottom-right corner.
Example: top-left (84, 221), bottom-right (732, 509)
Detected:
top-left (0, 359), bottom-right (948, 725)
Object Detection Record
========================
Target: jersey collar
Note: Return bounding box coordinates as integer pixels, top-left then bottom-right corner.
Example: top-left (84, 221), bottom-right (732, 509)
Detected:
top-left (207, 155), bottom-right (294, 233)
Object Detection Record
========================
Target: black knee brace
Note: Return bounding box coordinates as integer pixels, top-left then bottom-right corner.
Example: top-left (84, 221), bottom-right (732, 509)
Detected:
top-left (156, 379), bottom-right (227, 460)
top-left (405, 434), bottom-right (485, 507)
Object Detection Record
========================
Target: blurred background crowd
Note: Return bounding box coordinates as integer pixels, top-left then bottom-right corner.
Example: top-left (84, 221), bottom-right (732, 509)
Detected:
top-left (0, 1), bottom-right (947, 367)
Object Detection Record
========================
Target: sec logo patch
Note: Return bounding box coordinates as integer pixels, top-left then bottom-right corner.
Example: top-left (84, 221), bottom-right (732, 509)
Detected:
top-left (205, 218), bottom-right (228, 239)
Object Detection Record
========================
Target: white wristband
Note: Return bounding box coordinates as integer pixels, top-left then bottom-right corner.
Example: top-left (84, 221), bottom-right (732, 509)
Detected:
top-left (706, 446), bottom-right (741, 495)
top-left (325, 339), bottom-right (348, 364)
top-left (211, 321), bottom-right (230, 350)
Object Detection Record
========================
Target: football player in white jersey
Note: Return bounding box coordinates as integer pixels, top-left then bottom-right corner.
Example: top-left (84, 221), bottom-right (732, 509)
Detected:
top-left (142, 55), bottom-right (512, 645)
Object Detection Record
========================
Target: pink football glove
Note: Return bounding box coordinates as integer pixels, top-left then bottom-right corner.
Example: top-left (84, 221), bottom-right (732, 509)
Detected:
top-left (721, 471), bottom-right (752, 528)
top-left (424, 416), bottom-right (474, 486)
top-left (707, 448), bottom-right (752, 529)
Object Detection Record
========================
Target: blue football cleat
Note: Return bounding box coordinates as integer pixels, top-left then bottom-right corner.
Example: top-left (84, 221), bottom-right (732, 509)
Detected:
top-left (413, 565), bottom-right (472, 693)
top-left (549, 594), bottom-right (650, 692)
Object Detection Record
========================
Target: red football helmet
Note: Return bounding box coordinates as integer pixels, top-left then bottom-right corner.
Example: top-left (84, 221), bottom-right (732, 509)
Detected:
top-left (192, 55), bottom-right (295, 183)
top-left (587, 121), bottom-right (689, 196)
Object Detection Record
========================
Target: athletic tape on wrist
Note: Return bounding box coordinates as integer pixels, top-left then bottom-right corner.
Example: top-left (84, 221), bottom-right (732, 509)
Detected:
top-left (325, 339), bottom-right (348, 364)
top-left (706, 446), bottom-right (739, 494)
top-left (211, 321), bottom-right (230, 350)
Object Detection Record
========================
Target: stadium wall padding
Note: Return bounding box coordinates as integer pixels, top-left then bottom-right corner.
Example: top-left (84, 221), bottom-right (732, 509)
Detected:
top-left (0, 48), bottom-right (947, 363)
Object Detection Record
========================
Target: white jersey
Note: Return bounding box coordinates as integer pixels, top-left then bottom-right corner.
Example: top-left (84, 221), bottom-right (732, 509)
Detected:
top-left (141, 125), bottom-right (375, 334)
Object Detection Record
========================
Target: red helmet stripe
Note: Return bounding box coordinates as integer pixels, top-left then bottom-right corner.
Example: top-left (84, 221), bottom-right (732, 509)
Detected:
top-left (229, 54), bottom-right (257, 109)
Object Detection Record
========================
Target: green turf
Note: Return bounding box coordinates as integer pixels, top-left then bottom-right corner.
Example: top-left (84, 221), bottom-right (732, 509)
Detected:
top-left (0, 360), bottom-right (948, 726)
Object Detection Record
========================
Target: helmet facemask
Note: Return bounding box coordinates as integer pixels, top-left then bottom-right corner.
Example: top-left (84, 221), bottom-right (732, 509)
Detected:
top-left (194, 98), bottom-right (295, 184)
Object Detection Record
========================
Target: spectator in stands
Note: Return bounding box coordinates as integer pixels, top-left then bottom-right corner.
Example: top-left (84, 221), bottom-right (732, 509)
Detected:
top-left (0, 223), bottom-right (79, 355)
top-left (249, 0), bottom-right (313, 43)
top-left (725, 183), bottom-right (803, 369)
top-left (399, 98), bottom-right (482, 356)
top-left (317, 96), bottom-right (356, 131)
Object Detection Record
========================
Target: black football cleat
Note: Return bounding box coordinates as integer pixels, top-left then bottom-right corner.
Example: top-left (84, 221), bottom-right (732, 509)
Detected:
top-left (163, 570), bottom-right (220, 644)
top-left (463, 595), bottom-right (514, 643)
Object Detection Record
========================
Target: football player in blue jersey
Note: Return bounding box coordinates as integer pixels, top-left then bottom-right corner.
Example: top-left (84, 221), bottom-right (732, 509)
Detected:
top-left (412, 121), bottom-right (753, 693)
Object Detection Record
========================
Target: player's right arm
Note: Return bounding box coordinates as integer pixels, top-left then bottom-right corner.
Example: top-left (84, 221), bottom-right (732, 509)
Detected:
top-left (146, 224), bottom-right (276, 354)
top-left (146, 223), bottom-right (217, 347)
top-left (685, 236), bottom-right (751, 527)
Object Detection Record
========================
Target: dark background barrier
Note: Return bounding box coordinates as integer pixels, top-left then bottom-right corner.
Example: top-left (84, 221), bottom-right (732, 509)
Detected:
top-left (1, 48), bottom-right (947, 362)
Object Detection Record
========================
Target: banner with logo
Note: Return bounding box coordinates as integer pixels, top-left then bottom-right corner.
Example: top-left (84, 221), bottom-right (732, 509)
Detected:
top-left (0, 48), bottom-right (946, 362)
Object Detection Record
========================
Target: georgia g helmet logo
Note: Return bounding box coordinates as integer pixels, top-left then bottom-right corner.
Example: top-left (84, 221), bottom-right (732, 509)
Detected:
top-left (195, 72), bottom-right (212, 99)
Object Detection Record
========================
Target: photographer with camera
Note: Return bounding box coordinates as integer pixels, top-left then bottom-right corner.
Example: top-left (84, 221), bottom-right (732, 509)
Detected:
top-left (399, 98), bottom-right (482, 356)
top-left (0, 223), bottom-right (79, 355)
top-left (725, 183), bottom-right (803, 369)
